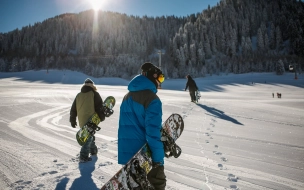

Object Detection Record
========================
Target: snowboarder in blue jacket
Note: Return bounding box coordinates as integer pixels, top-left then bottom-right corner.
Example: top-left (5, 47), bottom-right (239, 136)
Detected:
top-left (118, 62), bottom-right (166, 189)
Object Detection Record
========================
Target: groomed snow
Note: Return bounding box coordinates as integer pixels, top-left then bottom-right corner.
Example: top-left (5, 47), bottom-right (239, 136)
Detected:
top-left (0, 70), bottom-right (303, 190)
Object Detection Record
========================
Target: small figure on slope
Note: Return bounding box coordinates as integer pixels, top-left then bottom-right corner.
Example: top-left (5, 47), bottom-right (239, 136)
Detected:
top-left (185, 74), bottom-right (198, 102)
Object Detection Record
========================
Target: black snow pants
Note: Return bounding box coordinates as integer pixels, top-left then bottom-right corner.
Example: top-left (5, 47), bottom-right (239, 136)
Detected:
top-left (189, 90), bottom-right (196, 102)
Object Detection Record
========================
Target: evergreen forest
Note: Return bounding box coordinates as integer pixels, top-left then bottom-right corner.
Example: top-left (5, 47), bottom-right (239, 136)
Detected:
top-left (0, 0), bottom-right (303, 79)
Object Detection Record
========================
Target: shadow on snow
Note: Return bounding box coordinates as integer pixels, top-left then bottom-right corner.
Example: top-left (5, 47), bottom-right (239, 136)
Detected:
top-left (196, 103), bottom-right (243, 125)
top-left (55, 156), bottom-right (99, 190)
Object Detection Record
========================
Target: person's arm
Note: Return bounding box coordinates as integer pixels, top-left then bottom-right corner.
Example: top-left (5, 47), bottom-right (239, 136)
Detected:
top-left (185, 81), bottom-right (189, 91)
top-left (145, 99), bottom-right (165, 165)
top-left (94, 91), bottom-right (105, 122)
top-left (70, 97), bottom-right (77, 127)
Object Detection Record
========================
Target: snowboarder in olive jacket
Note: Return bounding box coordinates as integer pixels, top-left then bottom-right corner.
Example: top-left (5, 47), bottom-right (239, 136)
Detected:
top-left (70, 78), bottom-right (105, 163)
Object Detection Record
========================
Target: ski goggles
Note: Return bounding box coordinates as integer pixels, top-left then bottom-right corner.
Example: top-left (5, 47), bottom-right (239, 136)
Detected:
top-left (157, 74), bottom-right (165, 83)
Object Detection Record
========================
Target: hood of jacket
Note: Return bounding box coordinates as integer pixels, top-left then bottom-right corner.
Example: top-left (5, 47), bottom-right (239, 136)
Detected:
top-left (128, 75), bottom-right (157, 93)
top-left (81, 85), bottom-right (94, 93)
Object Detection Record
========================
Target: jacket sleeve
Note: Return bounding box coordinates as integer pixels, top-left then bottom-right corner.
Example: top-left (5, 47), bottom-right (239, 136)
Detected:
top-left (145, 99), bottom-right (165, 165)
top-left (94, 91), bottom-right (105, 122)
top-left (70, 97), bottom-right (77, 123)
top-left (185, 81), bottom-right (189, 90)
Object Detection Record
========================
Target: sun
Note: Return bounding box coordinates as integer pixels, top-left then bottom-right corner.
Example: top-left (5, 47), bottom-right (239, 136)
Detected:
top-left (88, 0), bottom-right (102, 11)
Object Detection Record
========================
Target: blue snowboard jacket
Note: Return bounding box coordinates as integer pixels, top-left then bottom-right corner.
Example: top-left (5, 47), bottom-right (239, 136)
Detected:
top-left (118, 74), bottom-right (164, 165)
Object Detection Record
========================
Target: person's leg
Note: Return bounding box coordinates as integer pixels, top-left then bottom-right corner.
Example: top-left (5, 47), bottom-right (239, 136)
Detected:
top-left (190, 91), bottom-right (195, 101)
top-left (80, 136), bottom-right (93, 161)
top-left (90, 136), bottom-right (98, 155)
top-left (189, 91), bottom-right (193, 101)
top-left (147, 166), bottom-right (166, 190)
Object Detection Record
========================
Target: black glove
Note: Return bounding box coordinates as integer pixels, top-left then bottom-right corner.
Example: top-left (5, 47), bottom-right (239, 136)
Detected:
top-left (71, 121), bottom-right (77, 128)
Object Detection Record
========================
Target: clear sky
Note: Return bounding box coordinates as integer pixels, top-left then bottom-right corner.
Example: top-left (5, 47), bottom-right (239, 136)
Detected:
top-left (0, 0), bottom-right (220, 33)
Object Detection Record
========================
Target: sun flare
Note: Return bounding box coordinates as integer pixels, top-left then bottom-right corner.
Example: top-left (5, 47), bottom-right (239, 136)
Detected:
top-left (88, 0), bottom-right (103, 11)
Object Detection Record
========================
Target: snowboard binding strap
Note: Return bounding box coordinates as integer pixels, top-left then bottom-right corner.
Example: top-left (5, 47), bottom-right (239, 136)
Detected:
top-left (161, 135), bottom-right (182, 158)
top-left (87, 122), bottom-right (101, 135)
top-left (104, 107), bottom-right (114, 117)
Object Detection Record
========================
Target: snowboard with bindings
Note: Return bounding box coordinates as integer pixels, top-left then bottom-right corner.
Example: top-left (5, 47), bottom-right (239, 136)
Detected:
top-left (76, 96), bottom-right (115, 146)
top-left (195, 90), bottom-right (201, 103)
top-left (100, 113), bottom-right (184, 190)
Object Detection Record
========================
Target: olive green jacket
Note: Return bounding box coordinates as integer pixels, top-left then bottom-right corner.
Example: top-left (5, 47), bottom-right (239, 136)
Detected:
top-left (70, 85), bottom-right (105, 128)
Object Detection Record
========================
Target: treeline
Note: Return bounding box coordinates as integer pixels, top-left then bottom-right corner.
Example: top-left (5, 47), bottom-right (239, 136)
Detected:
top-left (0, 0), bottom-right (303, 78)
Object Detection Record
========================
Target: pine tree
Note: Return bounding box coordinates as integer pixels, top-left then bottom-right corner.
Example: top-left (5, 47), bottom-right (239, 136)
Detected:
top-left (0, 59), bottom-right (6, 72)
top-left (269, 22), bottom-right (276, 49)
top-left (264, 33), bottom-right (269, 52)
top-left (276, 26), bottom-right (282, 50)
top-left (276, 59), bottom-right (285, 75)
top-left (257, 28), bottom-right (264, 51)
top-left (189, 43), bottom-right (197, 64)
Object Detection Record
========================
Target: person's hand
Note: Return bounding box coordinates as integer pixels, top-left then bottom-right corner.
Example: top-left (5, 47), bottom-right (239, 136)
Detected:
top-left (71, 121), bottom-right (77, 128)
top-left (152, 162), bottom-right (162, 168)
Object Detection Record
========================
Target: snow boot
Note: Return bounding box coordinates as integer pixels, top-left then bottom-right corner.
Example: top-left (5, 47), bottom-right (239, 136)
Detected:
top-left (79, 157), bottom-right (92, 163)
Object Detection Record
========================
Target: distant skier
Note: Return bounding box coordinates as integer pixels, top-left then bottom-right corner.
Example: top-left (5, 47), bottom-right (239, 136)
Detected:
top-left (185, 74), bottom-right (198, 102)
top-left (70, 78), bottom-right (106, 163)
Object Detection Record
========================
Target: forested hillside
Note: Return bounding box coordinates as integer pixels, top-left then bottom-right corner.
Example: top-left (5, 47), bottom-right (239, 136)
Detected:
top-left (0, 0), bottom-right (303, 78)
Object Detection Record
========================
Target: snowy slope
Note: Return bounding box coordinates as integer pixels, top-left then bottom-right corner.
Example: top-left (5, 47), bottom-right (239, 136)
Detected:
top-left (0, 70), bottom-right (303, 190)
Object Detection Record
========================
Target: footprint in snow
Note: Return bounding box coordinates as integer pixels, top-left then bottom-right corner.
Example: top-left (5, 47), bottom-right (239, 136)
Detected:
top-left (99, 161), bottom-right (113, 167)
top-left (48, 171), bottom-right (58, 175)
top-left (11, 180), bottom-right (32, 189)
top-left (227, 174), bottom-right (238, 182)
top-left (218, 163), bottom-right (223, 169)
top-left (230, 185), bottom-right (239, 189)
top-left (70, 157), bottom-right (79, 162)
top-left (213, 151), bottom-right (222, 155)
top-left (100, 143), bottom-right (108, 149)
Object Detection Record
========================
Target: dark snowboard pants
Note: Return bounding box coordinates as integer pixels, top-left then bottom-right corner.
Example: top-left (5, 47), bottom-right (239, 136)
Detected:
top-left (147, 165), bottom-right (166, 190)
top-left (189, 90), bottom-right (196, 102)
top-left (80, 136), bottom-right (97, 159)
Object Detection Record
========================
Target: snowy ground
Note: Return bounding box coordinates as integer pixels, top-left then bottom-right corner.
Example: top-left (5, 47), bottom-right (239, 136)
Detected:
top-left (0, 70), bottom-right (303, 190)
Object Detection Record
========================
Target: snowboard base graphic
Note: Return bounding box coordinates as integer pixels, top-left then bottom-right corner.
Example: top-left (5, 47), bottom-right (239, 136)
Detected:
top-left (101, 113), bottom-right (184, 190)
top-left (76, 96), bottom-right (115, 146)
